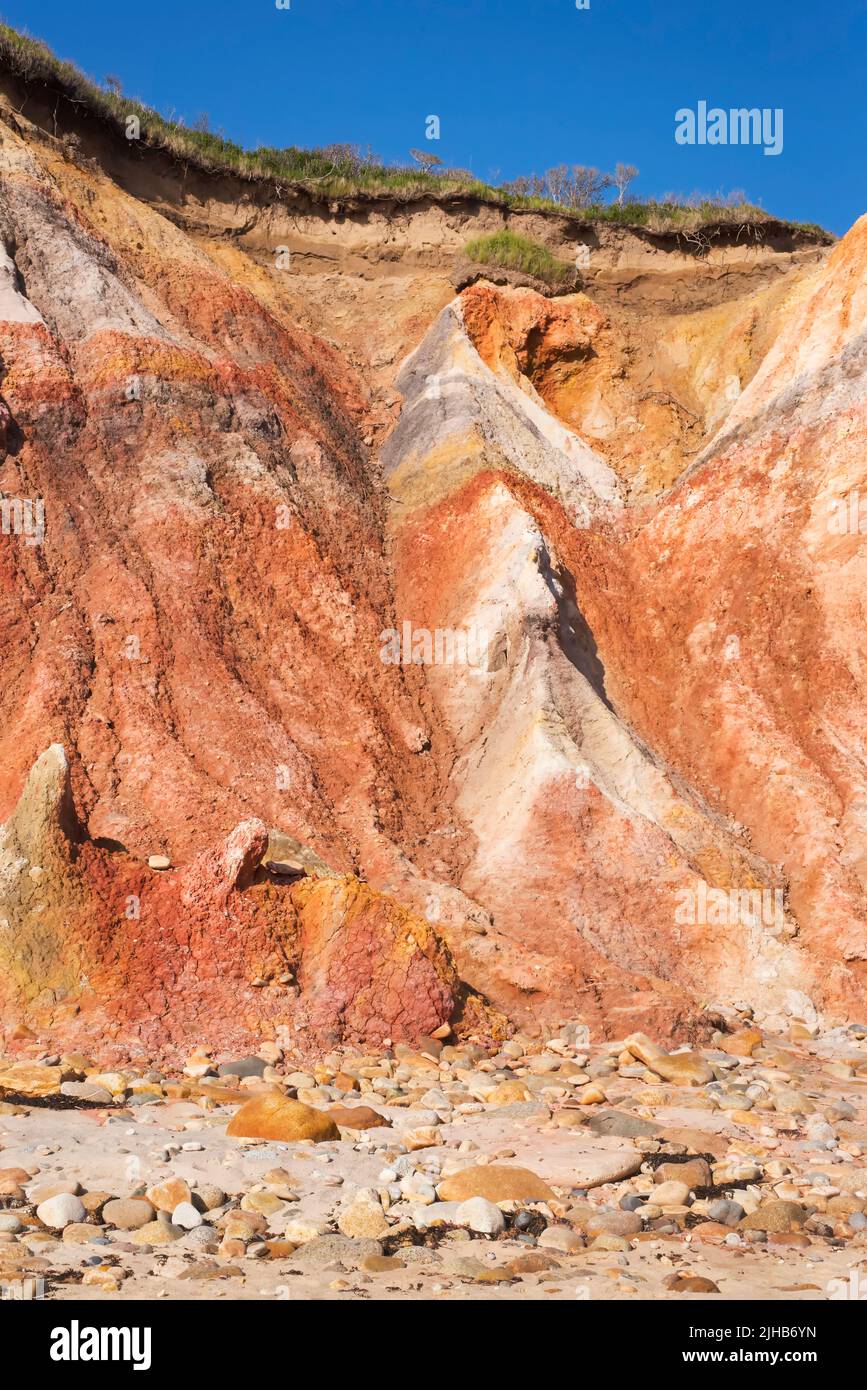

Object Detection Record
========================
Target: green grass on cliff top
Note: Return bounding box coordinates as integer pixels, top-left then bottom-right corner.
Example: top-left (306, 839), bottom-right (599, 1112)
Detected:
top-left (464, 230), bottom-right (575, 287)
top-left (0, 23), bottom-right (830, 239)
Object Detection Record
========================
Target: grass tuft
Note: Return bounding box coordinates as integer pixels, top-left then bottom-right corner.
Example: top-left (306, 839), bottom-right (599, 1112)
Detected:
top-left (464, 230), bottom-right (575, 287)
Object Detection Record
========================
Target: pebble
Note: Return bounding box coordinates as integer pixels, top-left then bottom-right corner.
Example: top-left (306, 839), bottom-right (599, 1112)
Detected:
top-left (328, 1105), bottom-right (390, 1130)
top-left (654, 1158), bottom-right (711, 1189)
top-left (36, 1193), bottom-right (87, 1229)
top-left (454, 1197), bottom-right (506, 1235)
top-left (538, 1225), bottom-right (584, 1252)
top-left (706, 1199), bottom-right (744, 1226)
top-left (647, 1053), bottom-right (715, 1086)
top-left (146, 1178), bottom-right (192, 1213)
top-left (741, 1201), bottom-right (808, 1233)
top-left (585, 1211), bottom-right (643, 1238)
top-left (218, 1057), bottom-right (267, 1078)
top-left (291, 1234), bottom-right (383, 1267)
top-left (413, 1201), bottom-right (462, 1228)
top-left (194, 1184), bottom-right (226, 1211)
top-left (586, 1110), bottom-right (662, 1139)
top-left (184, 1226), bottom-right (220, 1250)
top-left (131, 1220), bottom-right (184, 1246)
top-left (102, 1198), bottom-right (155, 1230)
top-left (652, 1180), bottom-right (691, 1206)
top-left (337, 1195), bottom-right (389, 1239)
top-left (60, 1082), bottom-right (114, 1104)
top-left (590, 1233), bottom-right (632, 1252)
top-left (82, 1266), bottom-right (125, 1291)
top-left (171, 1201), bottom-right (203, 1229)
top-left (620, 1194), bottom-right (645, 1212)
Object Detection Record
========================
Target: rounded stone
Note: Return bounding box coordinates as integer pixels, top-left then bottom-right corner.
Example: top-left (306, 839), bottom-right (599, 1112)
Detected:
top-left (455, 1197), bottom-right (506, 1235)
top-left (60, 1082), bottom-right (114, 1104)
top-left (585, 1210), bottom-right (642, 1238)
top-left (436, 1165), bottom-right (555, 1204)
top-left (327, 1105), bottom-right (390, 1130)
top-left (487, 1081), bottom-right (532, 1106)
top-left (537, 1225), bottom-right (584, 1252)
top-left (653, 1179), bottom-right (691, 1206)
top-left (337, 1199), bottom-right (389, 1240)
top-left (241, 1191), bottom-right (285, 1217)
top-left (707, 1198), bottom-right (744, 1226)
top-left (647, 1053), bottom-right (714, 1086)
top-left (183, 1226), bottom-right (220, 1249)
top-left (131, 1220), bottom-right (184, 1246)
top-left (654, 1158), bottom-right (711, 1189)
top-left (102, 1198), bottom-right (156, 1231)
top-left (171, 1201), bottom-right (203, 1229)
top-left (36, 1193), bottom-right (87, 1229)
top-left (620, 1194), bottom-right (644, 1212)
top-left (590, 1233), bottom-right (632, 1251)
top-left (146, 1178), bottom-right (192, 1213)
top-left (226, 1094), bottom-right (339, 1143)
top-left (218, 1055), bottom-right (267, 1078)
top-left (194, 1184), bottom-right (226, 1211)
top-left (741, 1201), bottom-right (808, 1234)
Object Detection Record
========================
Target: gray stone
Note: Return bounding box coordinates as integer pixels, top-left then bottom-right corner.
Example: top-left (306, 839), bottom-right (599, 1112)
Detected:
top-left (538, 1225), bottom-right (584, 1252)
top-left (443, 1255), bottom-right (487, 1277)
top-left (291, 1234), bottom-right (383, 1268)
top-left (393, 1110), bottom-right (441, 1129)
top-left (218, 1056), bottom-right (267, 1078)
top-left (707, 1199), bottom-right (745, 1226)
top-left (182, 1226), bottom-right (220, 1248)
top-left (585, 1210), bottom-right (642, 1238)
top-left (399, 1244), bottom-right (440, 1265)
top-left (60, 1082), bottom-right (114, 1104)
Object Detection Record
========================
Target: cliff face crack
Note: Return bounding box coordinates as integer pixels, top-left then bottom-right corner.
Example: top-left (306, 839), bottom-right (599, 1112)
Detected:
top-left (538, 547), bottom-right (614, 715)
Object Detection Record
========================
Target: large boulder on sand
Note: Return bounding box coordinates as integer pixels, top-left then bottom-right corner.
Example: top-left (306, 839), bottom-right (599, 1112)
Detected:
top-left (226, 1094), bottom-right (340, 1143)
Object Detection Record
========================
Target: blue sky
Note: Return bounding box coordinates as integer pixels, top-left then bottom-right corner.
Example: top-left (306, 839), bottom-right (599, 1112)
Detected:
top-left (2, 0), bottom-right (864, 233)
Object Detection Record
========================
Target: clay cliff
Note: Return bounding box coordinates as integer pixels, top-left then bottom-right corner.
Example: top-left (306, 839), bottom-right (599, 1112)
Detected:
top-left (0, 61), bottom-right (863, 1062)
